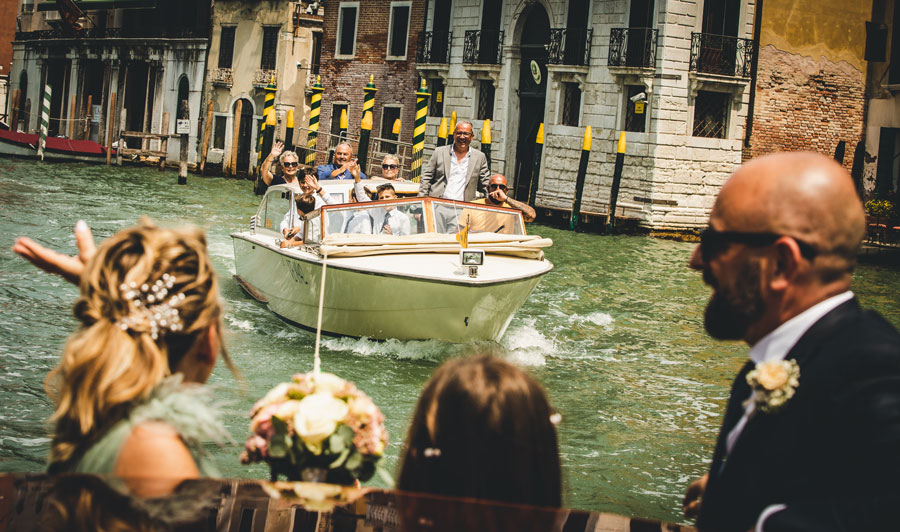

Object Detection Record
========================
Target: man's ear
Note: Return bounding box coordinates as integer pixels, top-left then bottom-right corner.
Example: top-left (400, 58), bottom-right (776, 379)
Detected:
top-left (769, 237), bottom-right (803, 291)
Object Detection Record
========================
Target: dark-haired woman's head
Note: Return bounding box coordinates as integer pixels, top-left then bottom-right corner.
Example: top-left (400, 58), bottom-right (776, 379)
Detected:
top-left (398, 355), bottom-right (561, 508)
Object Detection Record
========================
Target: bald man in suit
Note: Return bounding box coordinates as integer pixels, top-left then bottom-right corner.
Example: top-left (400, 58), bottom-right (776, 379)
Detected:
top-left (682, 152), bottom-right (900, 531)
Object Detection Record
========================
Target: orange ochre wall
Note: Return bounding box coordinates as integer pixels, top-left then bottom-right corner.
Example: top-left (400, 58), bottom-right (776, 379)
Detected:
top-left (744, 0), bottom-right (869, 170)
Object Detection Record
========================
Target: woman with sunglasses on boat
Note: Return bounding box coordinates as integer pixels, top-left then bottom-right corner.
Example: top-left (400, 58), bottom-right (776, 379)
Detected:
top-left (379, 154), bottom-right (406, 181)
top-left (261, 141), bottom-right (301, 186)
top-left (13, 220), bottom-right (237, 494)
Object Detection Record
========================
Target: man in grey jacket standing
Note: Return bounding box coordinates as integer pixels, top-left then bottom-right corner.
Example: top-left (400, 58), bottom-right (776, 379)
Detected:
top-left (418, 120), bottom-right (490, 202)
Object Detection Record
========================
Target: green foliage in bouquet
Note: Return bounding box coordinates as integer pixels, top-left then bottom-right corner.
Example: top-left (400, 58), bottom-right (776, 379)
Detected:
top-left (865, 198), bottom-right (897, 218)
top-left (241, 372), bottom-right (389, 485)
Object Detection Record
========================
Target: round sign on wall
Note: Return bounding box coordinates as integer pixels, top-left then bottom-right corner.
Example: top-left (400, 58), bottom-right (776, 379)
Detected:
top-left (530, 60), bottom-right (542, 85)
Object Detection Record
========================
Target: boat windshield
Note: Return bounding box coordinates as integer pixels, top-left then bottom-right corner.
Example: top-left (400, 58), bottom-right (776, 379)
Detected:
top-left (432, 201), bottom-right (525, 235)
top-left (304, 199), bottom-right (427, 243)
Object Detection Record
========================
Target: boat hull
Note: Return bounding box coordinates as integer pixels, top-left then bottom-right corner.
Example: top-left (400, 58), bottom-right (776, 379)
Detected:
top-left (232, 234), bottom-right (550, 342)
top-left (0, 130), bottom-right (110, 164)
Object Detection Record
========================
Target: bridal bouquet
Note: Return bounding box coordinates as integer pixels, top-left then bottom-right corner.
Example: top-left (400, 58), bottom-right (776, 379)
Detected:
top-left (241, 372), bottom-right (388, 485)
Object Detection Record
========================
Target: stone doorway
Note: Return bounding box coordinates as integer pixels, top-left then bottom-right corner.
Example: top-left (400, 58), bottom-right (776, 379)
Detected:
top-left (513, 4), bottom-right (550, 201)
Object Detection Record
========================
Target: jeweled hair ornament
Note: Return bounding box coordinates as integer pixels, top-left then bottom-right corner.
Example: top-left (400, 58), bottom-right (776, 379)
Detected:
top-left (117, 273), bottom-right (185, 340)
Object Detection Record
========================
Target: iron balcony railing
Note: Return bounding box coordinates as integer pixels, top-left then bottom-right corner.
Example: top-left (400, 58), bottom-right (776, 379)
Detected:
top-left (14, 27), bottom-right (204, 40)
top-left (689, 32), bottom-right (755, 78)
top-left (416, 30), bottom-right (452, 64)
top-left (462, 30), bottom-right (504, 65)
top-left (210, 68), bottom-right (234, 88)
top-left (546, 28), bottom-right (592, 66)
top-left (608, 27), bottom-right (658, 68)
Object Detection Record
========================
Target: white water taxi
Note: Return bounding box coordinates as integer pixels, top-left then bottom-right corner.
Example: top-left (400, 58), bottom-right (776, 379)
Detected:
top-left (231, 180), bottom-right (553, 342)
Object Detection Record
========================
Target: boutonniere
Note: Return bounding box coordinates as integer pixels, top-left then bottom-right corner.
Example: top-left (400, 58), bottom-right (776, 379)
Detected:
top-left (745, 359), bottom-right (800, 414)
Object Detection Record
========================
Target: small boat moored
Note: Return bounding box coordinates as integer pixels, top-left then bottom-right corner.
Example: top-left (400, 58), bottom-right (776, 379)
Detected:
top-left (231, 180), bottom-right (553, 342)
top-left (0, 129), bottom-right (112, 163)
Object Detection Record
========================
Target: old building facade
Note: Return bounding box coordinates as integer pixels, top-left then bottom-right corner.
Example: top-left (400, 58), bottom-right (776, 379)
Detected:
top-left (203, 0), bottom-right (323, 175)
top-left (415, 0), bottom-right (757, 229)
top-left (317, 0), bottom-right (428, 175)
top-left (866, 0), bottom-right (900, 200)
top-left (9, 0), bottom-right (210, 163)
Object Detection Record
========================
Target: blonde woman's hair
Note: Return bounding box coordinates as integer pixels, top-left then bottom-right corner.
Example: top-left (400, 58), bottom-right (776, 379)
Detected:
top-left (46, 221), bottom-right (233, 471)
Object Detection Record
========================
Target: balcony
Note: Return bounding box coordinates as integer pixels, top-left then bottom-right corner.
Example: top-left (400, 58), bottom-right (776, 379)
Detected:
top-left (14, 27), bottom-right (204, 40)
top-left (608, 28), bottom-right (657, 69)
top-left (546, 28), bottom-right (592, 66)
top-left (690, 33), bottom-right (754, 78)
top-left (417, 30), bottom-right (452, 64)
top-left (253, 69), bottom-right (278, 88)
top-left (462, 30), bottom-right (503, 65)
top-left (210, 68), bottom-right (233, 88)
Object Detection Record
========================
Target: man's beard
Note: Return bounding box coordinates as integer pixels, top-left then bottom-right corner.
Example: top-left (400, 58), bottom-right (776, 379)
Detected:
top-left (704, 260), bottom-right (765, 340)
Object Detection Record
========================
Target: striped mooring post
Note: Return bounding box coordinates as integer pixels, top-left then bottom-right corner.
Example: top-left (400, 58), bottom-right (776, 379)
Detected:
top-left (480, 119), bottom-right (492, 173)
top-left (37, 84), bottom-right (52, 161)
top-left (607, 132), bottom-right (627, 234)
top-left (570, 126), bottom-right (593, 231)
top-left (436, 117), bottom-right (448, 147)
top-left (359, 111), bottom-right (373, 173)
top-left (411, 79), bottom-right (430, 183)
top-left (360, 75), bottom-right (377, 169)
top-left (284, 109), bottom-right (295, 151)
top-left (306, 76), bottom-right (324, 165)
top-left (528, 123), bottom-right (545, 206)
top-left (254, 77), bottom-right (277, 194)
top-left (448, 111), bottom-right (457, 139)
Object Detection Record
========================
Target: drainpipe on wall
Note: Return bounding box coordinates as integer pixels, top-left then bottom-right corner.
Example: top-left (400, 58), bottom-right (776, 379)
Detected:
top-left (744, 0), bottom-right (763, 149)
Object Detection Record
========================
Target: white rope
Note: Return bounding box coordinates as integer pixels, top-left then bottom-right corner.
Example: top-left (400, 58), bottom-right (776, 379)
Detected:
top-left (312, 248), bottom-right (327, 377)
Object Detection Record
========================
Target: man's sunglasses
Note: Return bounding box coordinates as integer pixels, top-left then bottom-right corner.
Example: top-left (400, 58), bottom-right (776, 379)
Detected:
top-left (699, 228), bottom-right (817, 262)
top-left (488, 184), bottom-right (508, 191)
top-left (283, 161), bottom-right (300, 168)
top-left (382, 164), bottom-right (399, 169)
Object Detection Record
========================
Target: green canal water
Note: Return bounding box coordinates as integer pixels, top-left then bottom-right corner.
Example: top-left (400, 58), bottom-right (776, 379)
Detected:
top-left (1, 158), bottom-right (898, 524)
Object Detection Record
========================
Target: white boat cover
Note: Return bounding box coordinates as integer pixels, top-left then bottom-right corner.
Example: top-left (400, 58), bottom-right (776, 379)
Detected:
top-left (319, 232), bottom-right (553, 260)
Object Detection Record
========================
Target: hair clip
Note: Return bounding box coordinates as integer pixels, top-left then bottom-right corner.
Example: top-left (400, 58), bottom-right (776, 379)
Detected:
top-left (423, 447), bottom-right (442, 458)
top-left (549, 413), bottom-right (562, 426)
top-left (117, 273), bottom-right (185, 340)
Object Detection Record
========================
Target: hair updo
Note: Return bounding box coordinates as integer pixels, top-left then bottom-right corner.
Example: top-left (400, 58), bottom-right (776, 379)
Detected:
top-left (46, 221), bottom-right (229, 471)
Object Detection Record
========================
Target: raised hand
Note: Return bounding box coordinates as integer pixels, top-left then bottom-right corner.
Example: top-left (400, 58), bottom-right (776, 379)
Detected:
top-left (270, 141), bottom-right (284, 158)
top-left (304, 174), bottom-right (321, 192)
top-left (12, 220), bottom-right (97, 285)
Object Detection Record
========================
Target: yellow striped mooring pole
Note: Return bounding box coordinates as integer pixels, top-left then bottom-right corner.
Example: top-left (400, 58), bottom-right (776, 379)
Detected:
top-left (306, 75), bottom-right (323, 165)
top-left (448, 111), bottom-right (457, 140)
top-left (570, 126), bottom-right (593, 231)
top-left (436, 117), bottom-right (448, 147)
top-left (284, 108), bottom-right (294, 151)
top-left (607, 132), bottom-right (627, 233)
top-left (528, 123), bottom-right (545, 205)
top-left (360, 75), bottom-right (377, 169)
top-left (480, 119), bottom-right (492, 173)
top-left (254, 77), bottom-right (277, 195)
top-left (411, 79), bottom-right (430, 183)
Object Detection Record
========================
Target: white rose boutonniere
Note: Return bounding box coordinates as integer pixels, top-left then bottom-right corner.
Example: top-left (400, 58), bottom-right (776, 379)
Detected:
top-left (745, 359), bottom-right (800, 414)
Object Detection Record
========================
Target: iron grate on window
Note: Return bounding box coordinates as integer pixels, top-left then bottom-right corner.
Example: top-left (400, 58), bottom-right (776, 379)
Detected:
top-left (561, 82), bottom-right (581, 127)
top-left (692, 91), bottom-right (729, 138)
top-left (477, 80), bottom-right (495, 120)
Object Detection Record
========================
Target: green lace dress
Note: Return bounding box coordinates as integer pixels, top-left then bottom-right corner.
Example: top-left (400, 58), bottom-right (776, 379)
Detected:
top-left (71, 376), bottom-right (228, 476)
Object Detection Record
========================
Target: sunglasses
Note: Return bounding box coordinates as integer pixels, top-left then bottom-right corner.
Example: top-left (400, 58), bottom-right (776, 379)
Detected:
top-left (699, 228), bottom-right (817, 263)
top-left (382, 164), bottom-right (399, 169)
top-left (283, 161), bottom-right (300, 168)
top-left (488, 184), bottom-right (508, 191)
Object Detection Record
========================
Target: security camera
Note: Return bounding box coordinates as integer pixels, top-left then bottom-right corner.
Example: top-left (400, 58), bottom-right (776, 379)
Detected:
top-left (630, 92), bottom-right (647, 103)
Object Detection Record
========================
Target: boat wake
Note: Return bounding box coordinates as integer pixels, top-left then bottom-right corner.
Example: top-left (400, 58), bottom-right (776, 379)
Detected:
top-left (322, 336), bottom-right (452, 361)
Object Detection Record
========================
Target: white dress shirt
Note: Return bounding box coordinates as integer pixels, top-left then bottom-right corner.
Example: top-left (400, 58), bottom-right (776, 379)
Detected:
top-left (280, 194), bottom-right (330, 236)
top-left (442, 149), bottom-right (470, 201)
top-left (719, 291), bottom-right (854, 532)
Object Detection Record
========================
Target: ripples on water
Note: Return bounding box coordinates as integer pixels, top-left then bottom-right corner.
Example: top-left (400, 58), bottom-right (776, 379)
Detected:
top-left (1, 158), bottom-right (898, 524)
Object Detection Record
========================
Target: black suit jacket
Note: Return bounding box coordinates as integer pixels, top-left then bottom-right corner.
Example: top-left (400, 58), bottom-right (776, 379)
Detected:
top-left (698, 298), bottom-right (900, 532)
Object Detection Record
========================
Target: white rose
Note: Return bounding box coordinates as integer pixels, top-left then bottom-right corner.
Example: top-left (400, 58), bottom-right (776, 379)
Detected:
top-left (293, 393), bottom-right (349, 454)
top-left (313, 372), bottom-right (347, 395)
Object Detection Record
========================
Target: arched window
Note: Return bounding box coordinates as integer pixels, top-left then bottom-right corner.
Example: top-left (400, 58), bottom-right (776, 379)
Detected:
top-left (176, 76), bottom-right (190, 119)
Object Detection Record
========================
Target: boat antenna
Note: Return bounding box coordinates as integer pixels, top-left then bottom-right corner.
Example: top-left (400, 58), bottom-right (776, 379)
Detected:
top-left (313, 248), bottom-right (328, 376)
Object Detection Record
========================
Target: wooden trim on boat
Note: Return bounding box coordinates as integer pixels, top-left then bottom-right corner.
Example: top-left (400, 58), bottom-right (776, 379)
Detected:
top-left (233, 274), bottom-right (269, 303)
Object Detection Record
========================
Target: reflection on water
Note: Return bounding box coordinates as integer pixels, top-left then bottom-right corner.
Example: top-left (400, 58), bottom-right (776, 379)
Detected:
top-left (1, 158), bottom-right (898, 524)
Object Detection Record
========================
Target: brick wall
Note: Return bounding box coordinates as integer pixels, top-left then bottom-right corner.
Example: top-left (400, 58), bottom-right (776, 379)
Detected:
top-left (0, 0), bottom-right (17, 75)
top-left (319, 0), bottom-right (427, 163)
top-left (744, 44), bottom-right (866, 171)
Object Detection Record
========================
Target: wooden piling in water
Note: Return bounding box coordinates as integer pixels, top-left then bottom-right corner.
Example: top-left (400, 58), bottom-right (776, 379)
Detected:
top-left (83, 95), bottom-right (92, 140)
top-left (117, 108), bottom-right (126, 166)
top-left (160, 112), bottom-right (169, 171)
top-left (106, 92), bottom-right (116, 166)
top-left (178, 99), bottom-right (189, 185)
top-left (229, 101), bottom-right (241, 176)
top-left (200, 99), bottom-right (213, 175)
